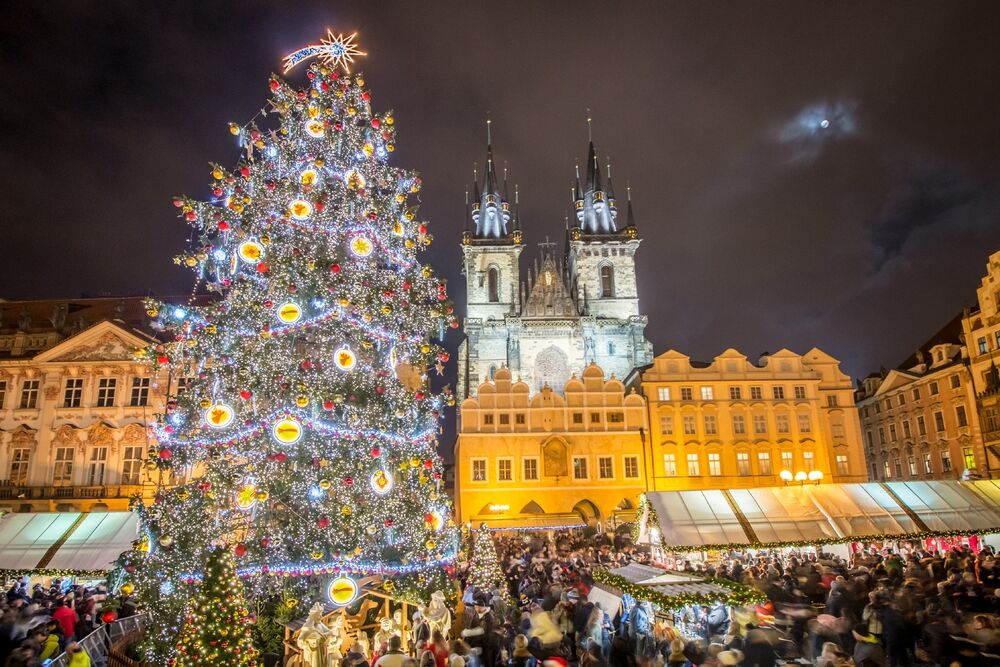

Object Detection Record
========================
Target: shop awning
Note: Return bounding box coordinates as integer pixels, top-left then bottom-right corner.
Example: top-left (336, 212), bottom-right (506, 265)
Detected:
top-left (639, 481), bottom-right (1000, 551)
top-left (475, 514), bottom-right (586, 531)
top-left (0, 511), bottom-right (137, 574)
top-left (46, 511), bottom-right (139, 571)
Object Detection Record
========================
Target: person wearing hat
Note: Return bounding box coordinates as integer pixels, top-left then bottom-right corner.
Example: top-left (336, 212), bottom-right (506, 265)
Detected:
top-left (461, 594), bottom-right (497, 667)
top-left (717, 649), bottom-right (743, 666)
top-left (852, 624), bottom-right (886, 667)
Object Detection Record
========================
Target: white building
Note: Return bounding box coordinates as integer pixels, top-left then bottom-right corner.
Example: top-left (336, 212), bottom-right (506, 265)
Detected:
top-left (457, 140), bottom-right (653, 398)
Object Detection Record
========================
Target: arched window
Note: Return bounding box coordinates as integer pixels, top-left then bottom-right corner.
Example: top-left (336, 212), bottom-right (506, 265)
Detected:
top-left (487, 267), bottom-right (499, 302)
top-left (600, 264), bottom-right (614, 297)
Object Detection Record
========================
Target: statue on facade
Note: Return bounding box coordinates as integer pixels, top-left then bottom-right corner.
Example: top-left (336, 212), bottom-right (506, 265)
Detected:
top-left (17, 307), bottom-right (31, 332)
top-left (297, 603), bottom-right (331, 667)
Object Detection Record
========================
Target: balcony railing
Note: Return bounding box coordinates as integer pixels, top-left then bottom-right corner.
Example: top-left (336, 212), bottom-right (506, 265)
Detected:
top-left (0, 483), bottom-right (149, 501)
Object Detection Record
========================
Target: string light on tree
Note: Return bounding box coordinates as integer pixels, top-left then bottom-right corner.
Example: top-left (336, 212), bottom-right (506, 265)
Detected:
top-left (130, 30), bottom-right (459, 664)
top-left (283, 30), bottom-right (367, 74)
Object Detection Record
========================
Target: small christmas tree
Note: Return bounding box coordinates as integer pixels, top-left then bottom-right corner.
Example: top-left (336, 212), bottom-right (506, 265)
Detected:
top-left (469, 527), bottom-right (507, 597)
top-left (173, 548), bottom-right (258, 667)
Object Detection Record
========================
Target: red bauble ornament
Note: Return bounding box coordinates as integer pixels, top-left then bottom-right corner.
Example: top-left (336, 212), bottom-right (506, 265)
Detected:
top-left (375, 386), bottom-right (385, 395)
top-left (260, 537), bottom-right (271, 548)
top-left (418, 224), bottom-right (428, 234)
top-left (212, 187), bottom-right (224, 197)
top-left (330, 263), bottom-right (341, 274)
top-left (240, 389), bottom-right (252, 400)
top-left (101, 610), bottom-right (118, 624)
top-left (322, 400), bottom-right (334, 410)
top-left (344, 477), bottom-right (354, 486)
top-left (256, 262), bottom-right (269, 273)
top-left (172, 198), bottom-right (184, 208)
top-left (234, 544), bottom-right (247, 557)
top-left (239, 166), bottom-right (251, 178)
top-left (424, 513), bottom-right (434, 522)
top-left (334, 121), bottom-right (344, 131)
top-left (439, 352), bottom-right (450, 362)
top-left (317, 516), bottom-right (331, 529)
top-left (275, 452), bottom-right (288, 463)
top-left (184, 211), bottom-right (197, 222)
top-left (362, 91), bottom-right (371, 101)
top-left (371, 118), bottom-right (381, 128)
top-left (217, 220), bottom-right (230, 231)
top-left (450, 321), bottom-right (460, 329)
top-left (269, 79), bottom-right (280, 92)
top-left (156, 355), bottom-right (169, 365)
top-left (402, 280), bottom-right (412, 290)
top-left (315, 201), bottom-right (326, 212)
top-left (158, 448), bottom-right (172, 460)
top-left (266, 180), bottom-right (276, 190)
top-left (415, 391), bottom-right (425, 400)
top-left (301, 359), bottom-right (313, 370)
top-left (296, 90), bottom-right (307, 100)
top-left (321, 81), bottom-right (330, 91)
top-left (370, 447), bottom-right (381, 458)
top-left (424, 459), bottom-right (433, 469)
top-left (383, 518), bottom-right (393, 528)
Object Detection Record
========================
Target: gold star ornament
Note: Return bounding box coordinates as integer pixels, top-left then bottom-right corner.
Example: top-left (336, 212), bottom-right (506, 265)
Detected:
top-left (283, 30), bottom-right (367, 74)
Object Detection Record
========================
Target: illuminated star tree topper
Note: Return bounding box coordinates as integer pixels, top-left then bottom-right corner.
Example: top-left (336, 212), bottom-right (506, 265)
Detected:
top-left (283, 30), bottom-right (367, 74)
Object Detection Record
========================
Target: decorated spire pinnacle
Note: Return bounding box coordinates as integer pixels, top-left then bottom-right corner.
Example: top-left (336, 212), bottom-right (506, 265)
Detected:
top-left (283, 30), bottom-right (367, 74)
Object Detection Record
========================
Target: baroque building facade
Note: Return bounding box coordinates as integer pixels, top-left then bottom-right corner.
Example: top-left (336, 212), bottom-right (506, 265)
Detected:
top-left (856, 315), bottom-right (987, 481)
top-left (962, 249), bottom-right (1000, 471)
top-left (0, 298), bottom-right (170, 512)
top-left (455, 364), bottom-right (648, 528)
top-left (634, 348), bottom-right (867, 489)
top-left (457, 140), bottom-right (652, 398)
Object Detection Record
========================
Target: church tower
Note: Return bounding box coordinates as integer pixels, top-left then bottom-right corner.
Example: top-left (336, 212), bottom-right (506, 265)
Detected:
top-left (458, 133), bottom-right (523, 398)
top-left (567, 140), bottom-right (651, 370)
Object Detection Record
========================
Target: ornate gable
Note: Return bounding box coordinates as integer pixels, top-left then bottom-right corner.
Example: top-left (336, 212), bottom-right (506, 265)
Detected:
top-left (522, 255), bottom-right (577, 318)
top-left (88, 421), bottom-right (116, 447)
top-left (53, 331), bottom-right (136, 362)
top-left (52, 424), bottom-right (81, 447)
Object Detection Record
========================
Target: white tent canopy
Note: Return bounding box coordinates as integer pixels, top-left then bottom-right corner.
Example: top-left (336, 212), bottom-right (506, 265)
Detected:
top-left (640, 481), bottom-right (1000, 550)
top-left (0, 511), bottom-right (138, 573)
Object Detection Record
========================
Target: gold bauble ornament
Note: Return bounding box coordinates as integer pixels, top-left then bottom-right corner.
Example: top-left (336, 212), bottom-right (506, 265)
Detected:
top-left (212, 168), bottom-right (224, 180)
top-left (184, 257), bottom-right (198, 267)
top-left (319, 479), bottom-right (332, 490)
top-left (296, 395), bottom-right (310, 407)
top-left (146, 308), bottom-right (159, 317)
top-left (120, 582), bottom-right (135, 595)
top-left (341, 505), bottom-right (352, 516)
top-left (256, 490), bottom-right (269, 502)
top-left (409, 457), bottom-right (421, 467)
top-left (260, 234), bottom-right (271, 245)
top-left (385, 114), bottom-right (394, 125)
top-left (425, 540), bottom-right (436, 550)
top-left (311, 551), bottom-right (324, 560)
top-left (199, 398), bottom-right (212, 409)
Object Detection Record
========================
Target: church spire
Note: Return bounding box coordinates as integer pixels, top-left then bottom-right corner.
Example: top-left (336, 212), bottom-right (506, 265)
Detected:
top-left (469, 119), bottom-right (513, 240)
top-left (574, 124), bottom-right (617, 234)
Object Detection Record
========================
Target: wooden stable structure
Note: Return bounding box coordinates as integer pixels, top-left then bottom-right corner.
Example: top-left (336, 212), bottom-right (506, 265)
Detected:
top-left (282, 577), bottom-right (424, 667)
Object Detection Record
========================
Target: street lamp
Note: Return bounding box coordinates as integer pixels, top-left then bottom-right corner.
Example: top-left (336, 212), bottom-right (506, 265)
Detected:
top-left (781, 469), bottom-right (824, 485)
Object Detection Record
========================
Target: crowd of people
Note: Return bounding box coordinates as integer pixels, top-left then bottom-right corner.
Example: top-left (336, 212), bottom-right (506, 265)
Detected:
top-left (395, 531), bottom-right (1000, 667)
top-left (0, 578), bottom-right (136, 667)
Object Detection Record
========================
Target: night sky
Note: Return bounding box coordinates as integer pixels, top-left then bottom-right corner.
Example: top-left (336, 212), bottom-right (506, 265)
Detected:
top-left (3, 1), bottom-right (1000, 382)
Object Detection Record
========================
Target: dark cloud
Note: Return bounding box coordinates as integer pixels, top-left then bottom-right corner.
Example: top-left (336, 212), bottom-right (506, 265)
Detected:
top-left (2, 0), bottom-right (1000, 390)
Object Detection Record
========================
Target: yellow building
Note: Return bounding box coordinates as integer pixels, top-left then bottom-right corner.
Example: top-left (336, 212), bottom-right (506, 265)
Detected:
top-left (455, 363), bottom-right (648, 529)
top-left (0, 298), bottom-right (171, 512)
top-left (962, 248), bottom-right (1000, 471)
top-left (634, 348), bottom-right (867, 490)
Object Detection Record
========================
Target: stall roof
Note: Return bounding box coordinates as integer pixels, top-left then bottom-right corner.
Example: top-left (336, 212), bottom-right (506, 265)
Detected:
top-left (640, 481), bottom-right (1000, 551)
top-left (595, 563), bottom-right (765, 609)
top-left (0, 511), bottom-right (137, 574)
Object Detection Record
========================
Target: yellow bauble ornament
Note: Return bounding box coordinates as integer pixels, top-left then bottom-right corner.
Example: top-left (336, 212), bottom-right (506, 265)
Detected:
top-left (347, 106), bottom-right (357, 115)
top-left (311, 551), bottom-right (324, 560)
top-left (363, 143), bottom-right (374, 156)
top-left (386, 143), bottom-right (395, 152)
top-left (177, 489), bottom-right (191, 500)
top-left (260, 234), bottom-right (272, 245)
top-left (184, 257), bottom-right (198, 267)
top-left (425, 540), bottom-right (436, 550)
top-left (404, 239), bottom-right (415, 249)
top-left (205, 324), bottom-right (217, 334)
top-left (410, 457), bottom-right (421, 467)
top-left (256, 490), bottom-right (269, 502)
top-left (120, 582), bottom-right (135, 596)
top-left (315, 158), bottom-right (325, 168)
top-left (338, 297), bottom-right (350, 307)
top-left (146, 308), bottom-right (158, 317)
top-left (228, 123), bottom-right (241, 135)
top-left (319, 479), bottom-right (332, 490)
top-left (395, 193), bottom-right (405, 203)
top-left (385, 114), bottom-right (394, 125)
top-left (381, 306), bottom-right (392, 315)
top-left (295, 395), bottom-right (310, 407)
top-left (341, 505), bottom-right (352, 516)
top-left (421, 344), bottom-right (431, 354)
top-left (212, 168), bottom-right (224, 180)
top-left (285, 598), bottom-right (299, 609)
top-left (392, 222), bottom-right (404, 236)
top-left (404, 210), bottom-right (416, 222)
top-left (199, 398), bottom-right (213, 409)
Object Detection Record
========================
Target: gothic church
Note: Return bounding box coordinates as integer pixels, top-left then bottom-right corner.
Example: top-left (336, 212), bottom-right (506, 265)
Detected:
top-left (458, 138), bottom-right (653, 397)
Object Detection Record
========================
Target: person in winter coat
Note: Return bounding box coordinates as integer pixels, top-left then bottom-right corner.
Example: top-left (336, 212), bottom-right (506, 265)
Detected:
top-left (508, 634), bottom-right (535, 667)
top-left (852, 624), bottom-right (886, 667)
top-left (51, 599), bottom-right (77, 642)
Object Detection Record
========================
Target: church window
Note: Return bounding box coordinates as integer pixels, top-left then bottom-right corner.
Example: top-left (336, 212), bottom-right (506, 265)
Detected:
top-left (799, 414), bottom-right (813, 433)
top-left (737, 452), bottom-right (751, 476)
top-left (489, 365), bottom-right (497, 380)
top-left (803, 451), bottom-right (815, 471)
top-left (758, 452), bottom-right (772, 475)
top-left (772, 386), bottom-right (785, 400)
top-left (487, 267), bottom-right (499, 302)
top-left (781, 450), bottom-right (794, 471)
top-left (608, 342), bottom-right (615, 355)
top-left (96, 378), bottom-right (116, 407)
top-left (700, 386), bottom-right (714, 400)
top-left (19, 380), bottom-right (39, 409)
top-left (776, 414), bottom-right (790, 433)
top-left (600, 264), bottom-right (614, 297)
top-left (9, 449), bottom-right (30, 486)
top-left (753, 415), bottom-right (767, 434)
top-left (941, 450), bottom-right (952, 472)
top-left (64, 378), bottom-right (83, 408)
top-left (950, 374), bottom-right (961, 389)
top-left (794, 385), bottom-right (807, 399)
top-left (837, 455), bottom-right (850, 476)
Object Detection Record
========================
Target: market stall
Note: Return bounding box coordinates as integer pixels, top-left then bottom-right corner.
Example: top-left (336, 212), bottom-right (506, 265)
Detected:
top-left (589, 563), bottom-right (764, 654)
top-left (636, 480), bottom-right (1000, 559)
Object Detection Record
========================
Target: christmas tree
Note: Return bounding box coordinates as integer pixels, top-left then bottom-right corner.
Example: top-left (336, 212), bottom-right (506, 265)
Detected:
top-left (173, 547), bottom-right (258, 667)
top-left (131, 31), bottom-right (458, 661)
top-left (468, 528), bottom-right (507, 597)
